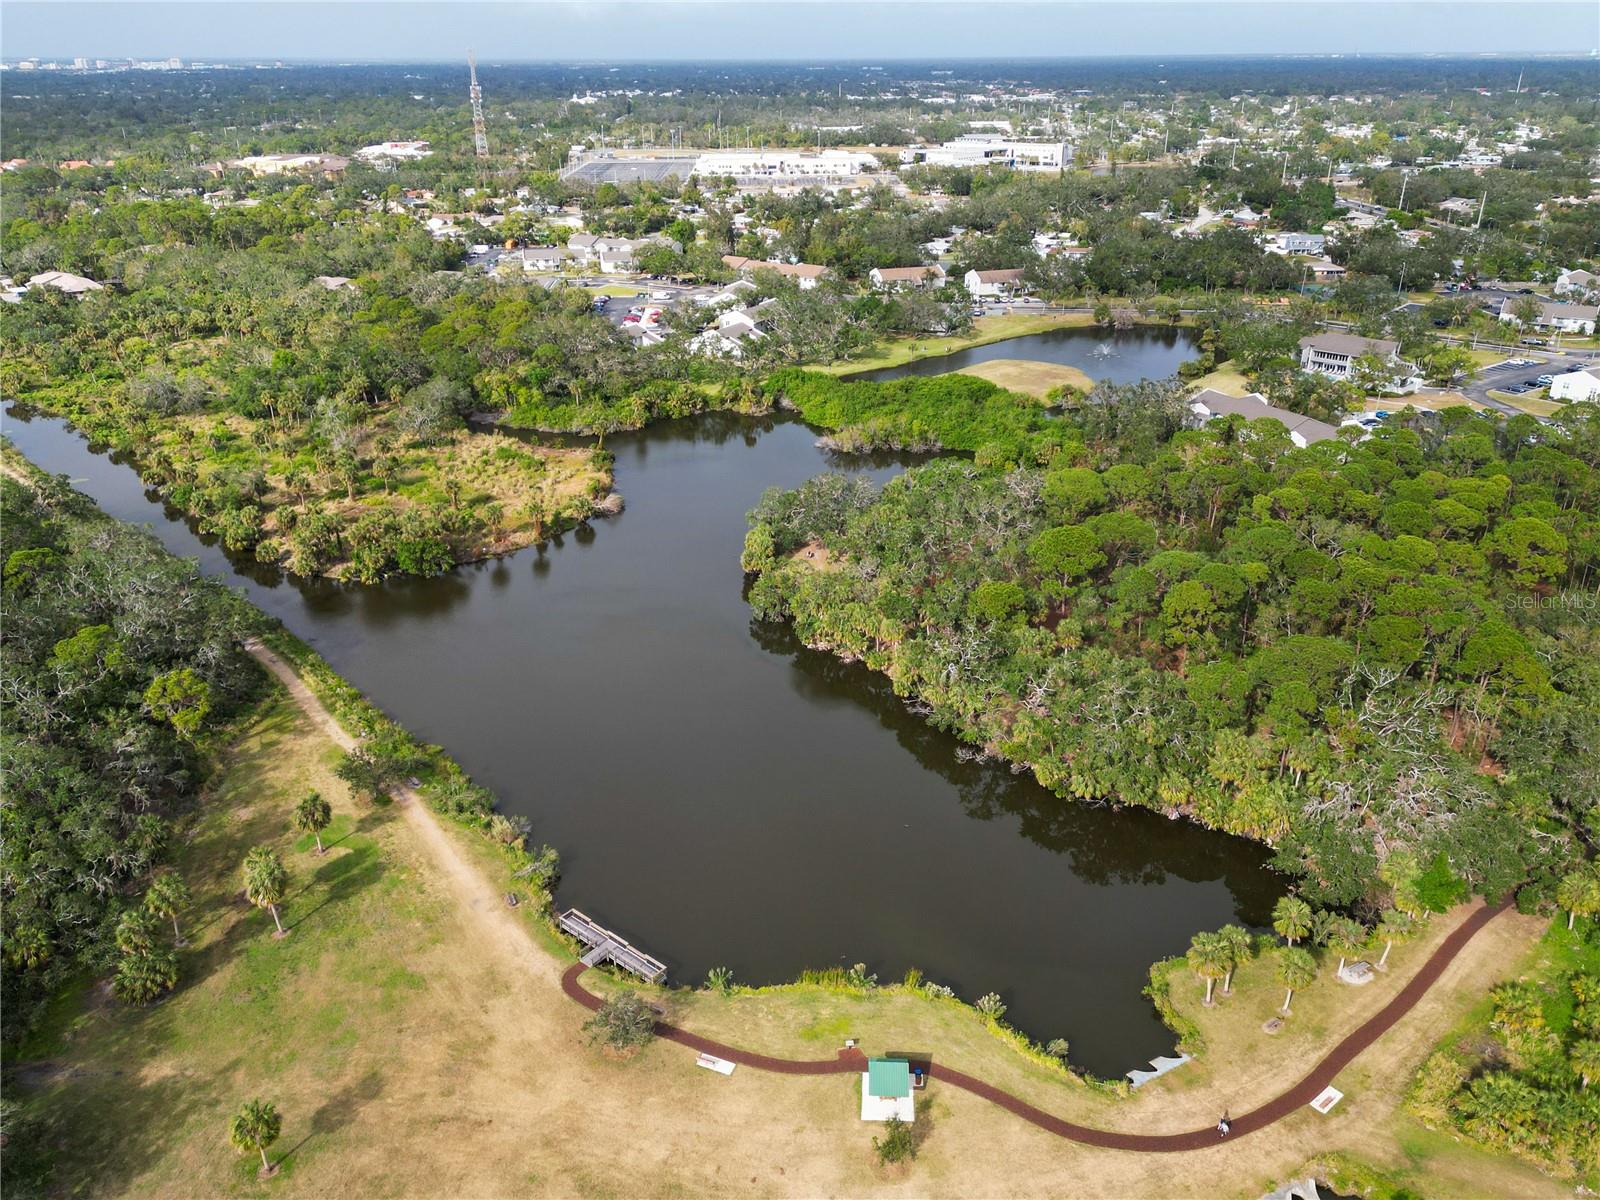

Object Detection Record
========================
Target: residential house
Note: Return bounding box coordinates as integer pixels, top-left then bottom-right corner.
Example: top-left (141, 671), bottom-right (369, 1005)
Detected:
top-left (868, 264), bottom-right (946, 291)
top-left (1298, 332), bottom-right (1407, 381)
top-left (1553, 268), bottom-right (1596, 298)
top-left (1498, 301), bottom-right (1598, 336)
top-left (699, 278), bottom-right (758, 308)
top-left (1188, 389), bottom-right (1340, 449)
top-left (963, 268), bottom-right (1027, 298)
top-left (25, 270), bottom-right (105, 296)
top-left (569, 234), bottom-right (681, 273)
top-left (1227, 206), bottom-right (1264, 227)
top-left (1306, 258), bottom-right (1347, 282)
top-left (721, 255), bottom-right (829, 289)
top-left (1549, 366), bottom-right (1600, 403)
top-left (692, 304), bottom-right (773, 358)
top-left (1266, 232), bottom-right (1327, 256)
top-left (516, 245), bottom-right (572, 271)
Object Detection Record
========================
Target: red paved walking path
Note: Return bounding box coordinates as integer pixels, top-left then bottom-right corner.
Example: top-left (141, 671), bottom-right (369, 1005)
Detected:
top-left (562, 899), bottom-right (1508, 1151)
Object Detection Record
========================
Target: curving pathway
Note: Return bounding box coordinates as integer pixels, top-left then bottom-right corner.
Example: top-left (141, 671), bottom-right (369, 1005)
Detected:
top-left (248, 636), bottom-right (1509, 1153)
top-left (563, 898), bottom-right (1508, 1151)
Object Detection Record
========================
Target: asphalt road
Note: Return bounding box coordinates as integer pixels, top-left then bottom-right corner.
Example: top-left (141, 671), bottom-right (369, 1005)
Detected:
top-left (1463, 352), bottom-right (1592, 416)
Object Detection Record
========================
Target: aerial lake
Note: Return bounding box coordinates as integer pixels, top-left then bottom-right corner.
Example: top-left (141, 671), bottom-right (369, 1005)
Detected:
top-left (5, 332), bottom-right (1277, 1079)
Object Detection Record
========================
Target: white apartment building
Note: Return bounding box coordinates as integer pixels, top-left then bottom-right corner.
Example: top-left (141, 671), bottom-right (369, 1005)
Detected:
top-left (1549, 366), bottom-right (1600, 404)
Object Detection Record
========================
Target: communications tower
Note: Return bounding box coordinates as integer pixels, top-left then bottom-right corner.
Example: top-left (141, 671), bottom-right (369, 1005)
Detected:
top-left (468, 52), bottom-right (489, 158)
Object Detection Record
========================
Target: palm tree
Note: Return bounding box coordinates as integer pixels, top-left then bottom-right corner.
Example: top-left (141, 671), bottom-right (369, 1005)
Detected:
top-left (243, 847), bottom-right (289, 936)
top-left (113, 947), bottom-right (180, 1004)
top-left (1571, 1039), bottom-right (1600, 1089)
top-left (144, 870), bottom-right (192, 947)
top-left (1276, 946), bottom-right (1317, 1015)
top-left (1374, 908), bottom-right (1415, 970)
top-left (1321, 915), bottom-right (1368, 975)
top-left (115, 907), bottom-right (161, 957)
top-left (1272, 895), bottom-right (1313, 946)
top-left (1216, 925), bottom-right (1253, 995)
top-left (228, 1099), bottom-right (283, 1175)
top-left (1186, 932), bottom-right (1229, 1006)
top-left (1555, 868), bottom-right (1600, 931)
top-left (294, 790), bottom-right (333, 855)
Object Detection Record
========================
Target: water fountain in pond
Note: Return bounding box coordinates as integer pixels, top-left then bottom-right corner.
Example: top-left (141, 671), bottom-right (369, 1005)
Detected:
top-left (1089, 341), bottom-right (1119, 359)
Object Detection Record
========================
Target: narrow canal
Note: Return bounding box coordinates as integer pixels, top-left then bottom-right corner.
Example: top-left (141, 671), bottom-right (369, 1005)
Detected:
top-left (5, 329), bottom-right (1281, 1078)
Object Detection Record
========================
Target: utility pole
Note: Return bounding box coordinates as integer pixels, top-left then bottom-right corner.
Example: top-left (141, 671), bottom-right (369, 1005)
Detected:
top-left (468, 52), bottom-right (488, 158)
top-left (1474, 189), bottom-right (1487, 230)
top-left (1397, 169), bottom-right (1410, 211)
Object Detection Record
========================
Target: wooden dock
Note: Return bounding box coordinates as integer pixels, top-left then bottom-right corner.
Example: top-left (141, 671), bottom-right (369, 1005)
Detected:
top-left (557, 908), bottom-right (668, 983)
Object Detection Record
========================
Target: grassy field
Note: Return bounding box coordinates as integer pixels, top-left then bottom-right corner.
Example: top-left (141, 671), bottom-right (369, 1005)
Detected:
top-left (951, 358), bottom-right (1094, 397)
top-left (10, 673), bottom-right (1568, 1198)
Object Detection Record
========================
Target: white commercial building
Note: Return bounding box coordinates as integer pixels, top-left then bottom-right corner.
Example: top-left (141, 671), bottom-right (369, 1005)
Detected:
top-left (689, 149), bottom-right (878, 178)
top-left (902, 135), bottom-right (1071, 172)
top-left (355, 140), bottom-right (433, 162)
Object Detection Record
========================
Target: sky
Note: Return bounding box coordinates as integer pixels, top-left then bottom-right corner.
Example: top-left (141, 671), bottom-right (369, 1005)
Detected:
top-left (3, 1), bottom-right (1597, 61)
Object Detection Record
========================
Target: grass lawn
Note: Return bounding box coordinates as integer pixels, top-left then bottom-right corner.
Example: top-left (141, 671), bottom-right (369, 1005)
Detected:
top-left (952, 358), bottom-right (1094, 397)
top-left (1487, 389), bottom-right (1567, 418)
top-left (9, 675), bottom-right (1568, 1198)
top-left (1190, 363), bottom-right (1255, 396)
top-left (1370, 393), bottom-right (1486, 413)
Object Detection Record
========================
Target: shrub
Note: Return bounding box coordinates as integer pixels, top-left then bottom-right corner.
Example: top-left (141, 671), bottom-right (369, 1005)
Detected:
top-left (705, 966), bottom-right (734, 994)
top-left (585, 991), bottom-right (657, 1053)
top-left (873, 1117), bottom-right (917, 1165)
top-left (975, 992), bottom-right (1007, 1020)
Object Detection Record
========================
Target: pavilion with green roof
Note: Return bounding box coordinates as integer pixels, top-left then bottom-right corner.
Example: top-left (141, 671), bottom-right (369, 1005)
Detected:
top-left (860, 1057), bottom-right (915, 1122)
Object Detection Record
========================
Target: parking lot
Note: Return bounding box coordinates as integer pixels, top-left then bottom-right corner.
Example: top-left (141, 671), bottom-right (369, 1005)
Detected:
top-left (1467, 353), bottom-right (1591, 413)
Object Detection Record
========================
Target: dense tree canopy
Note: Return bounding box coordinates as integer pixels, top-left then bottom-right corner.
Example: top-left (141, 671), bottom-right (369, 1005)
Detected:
top-left (747, 382), bottom-right (1600, 909)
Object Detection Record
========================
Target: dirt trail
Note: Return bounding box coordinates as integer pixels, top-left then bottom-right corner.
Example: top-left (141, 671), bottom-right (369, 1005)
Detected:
top-left (244, 640), bottom-right (561, 986)
top-left (564, 900), bottom-right (1507, 1151)
top-left (250, 637), bottom-right (1511, 1156)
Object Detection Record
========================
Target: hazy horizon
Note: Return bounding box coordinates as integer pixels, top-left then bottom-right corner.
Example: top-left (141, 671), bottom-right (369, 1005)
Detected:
top-left (4, 2), bottom-right (1596, 62)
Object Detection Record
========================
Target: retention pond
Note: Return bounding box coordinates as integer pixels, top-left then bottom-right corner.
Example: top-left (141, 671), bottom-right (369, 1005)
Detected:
top-left (6, 343), bottom-right (1277, 1079)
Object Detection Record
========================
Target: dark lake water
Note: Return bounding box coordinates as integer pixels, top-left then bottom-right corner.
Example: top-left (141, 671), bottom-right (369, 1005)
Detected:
top-left (4, 397), bottom-right (1278, 1078)
top-left (848, 324), bottom-right (1201, 385)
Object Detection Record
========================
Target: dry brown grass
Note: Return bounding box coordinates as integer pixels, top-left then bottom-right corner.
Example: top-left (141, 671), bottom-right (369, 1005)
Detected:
top-left (952, 358), bottom-right (1095, 397)
top-left (16, 679), bottom-right (1565, 1200)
